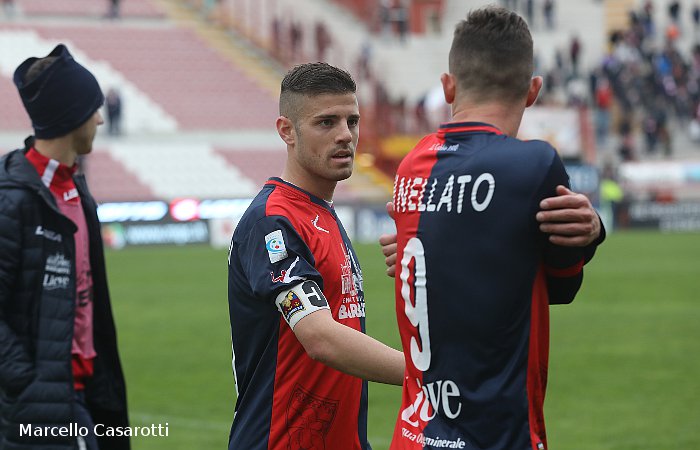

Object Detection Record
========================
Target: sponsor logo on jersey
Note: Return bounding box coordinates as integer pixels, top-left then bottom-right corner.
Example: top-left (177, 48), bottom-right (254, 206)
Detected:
top-left (280, 290), bottom-right (305, 322)
top-left (340, 250), bottom-right (356, 296)
top-left (312, 214), bottom-right (330, 233)
top-left (265, 230), bottom-right (288, 263)
top-left (337, 243), bottom-right (366, 320)
top-left (400, 428), bottom-right (467, 448)
top-left (338, 300), bottom-right (365, 319)
top-left (401, 378), bottom-right (463, 427)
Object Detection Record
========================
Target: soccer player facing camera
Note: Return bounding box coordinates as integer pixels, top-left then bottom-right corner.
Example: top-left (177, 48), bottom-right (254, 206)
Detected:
top-left (227, 63), bottom-right (403, 450)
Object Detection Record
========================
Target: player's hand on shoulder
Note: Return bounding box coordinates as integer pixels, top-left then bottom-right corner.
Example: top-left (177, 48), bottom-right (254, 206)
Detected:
top-left (536, 185), bottom-right (601, 247)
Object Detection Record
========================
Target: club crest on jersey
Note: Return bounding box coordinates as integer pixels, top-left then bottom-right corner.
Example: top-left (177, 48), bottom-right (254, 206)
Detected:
top-left (265, 230), bottom-right (288, 263)
top-left (280, 290), bottom-right (305, 321)
top-left (286, 384), bottom-right (338, 447)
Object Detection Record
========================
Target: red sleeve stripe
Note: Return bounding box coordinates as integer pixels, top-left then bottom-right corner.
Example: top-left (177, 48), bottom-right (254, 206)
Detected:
top-left (544, 259), bottom-right (584, 277)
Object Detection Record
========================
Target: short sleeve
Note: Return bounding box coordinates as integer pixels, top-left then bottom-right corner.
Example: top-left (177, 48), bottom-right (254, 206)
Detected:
top-left (236, 215), bottom-right (322, 303)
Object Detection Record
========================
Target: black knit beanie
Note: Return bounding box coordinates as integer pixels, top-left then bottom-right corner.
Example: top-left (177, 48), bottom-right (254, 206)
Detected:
top-left (13, 44), bottom-right (104, 139)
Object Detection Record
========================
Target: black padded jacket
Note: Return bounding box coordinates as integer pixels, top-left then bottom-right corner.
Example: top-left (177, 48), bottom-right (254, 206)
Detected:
top-left (0, 140), bottom-right (129, 450)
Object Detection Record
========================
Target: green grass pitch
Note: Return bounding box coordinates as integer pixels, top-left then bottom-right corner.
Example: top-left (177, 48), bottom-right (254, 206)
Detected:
top-left (104, 231), bottom-right (700, 449)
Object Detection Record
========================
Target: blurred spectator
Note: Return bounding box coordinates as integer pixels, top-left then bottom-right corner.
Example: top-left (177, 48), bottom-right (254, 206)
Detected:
top-left (570, 35), bottom-right (581, 76)
top-left (525, 0), bottom-right (535, 29)
top-left (290, 21), bottom-right (303, 62)
top-left (600, 165), bottom-right (627, 230)
top-left (414, 95), bottom-right (430, 134)
top-left (106, 88), bottom-right (123, 136)
top-left (543, 0), bottom-right (555, 30)
top-left (392, 0), bottom-right (409, 43)
top-left (642, 1), bottom-right (655, 36)
top-left (2, 0), bottom-right (15, 17)
top-left (358, 41), bottom-right (373, 79)
top-left (315, 22), bottom-right (332, 61)
top-left (618, 131), bottom-right (636, 161)
top-left (379, 0), bottom-right (392, 39)
top-left (106, 0), bottom-right (120, 19)
top-left (693, 2), bottom-right (700, 36)
top-left (668, 1), bottom-right (681, 26)
top-left (594, 77), bottom-right (612, 146)
top-left (271, 17), bottom-right (282, 60)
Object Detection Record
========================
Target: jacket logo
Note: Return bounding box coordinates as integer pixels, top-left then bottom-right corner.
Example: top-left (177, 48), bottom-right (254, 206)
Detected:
top-left (43, 253), bottom-right (71, 291)
top-left (35, 226), bottom-right (62, 242)
top-left (63, 188), bottom-right (79, 201)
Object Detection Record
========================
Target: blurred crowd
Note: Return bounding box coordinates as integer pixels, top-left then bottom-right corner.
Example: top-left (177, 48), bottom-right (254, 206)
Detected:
top-left (538, 1), bottom-right (700, 163)
top-left (185, 0), bottom-right (700, 165)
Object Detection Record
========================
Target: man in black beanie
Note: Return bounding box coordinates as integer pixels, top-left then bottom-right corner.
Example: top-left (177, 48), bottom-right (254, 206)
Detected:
top-left (0, 44), bottom-right (129, 450)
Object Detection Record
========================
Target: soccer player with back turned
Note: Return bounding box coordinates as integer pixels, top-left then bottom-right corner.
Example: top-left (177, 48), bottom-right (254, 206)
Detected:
top-left (389, 7), bottom-right (604, 450)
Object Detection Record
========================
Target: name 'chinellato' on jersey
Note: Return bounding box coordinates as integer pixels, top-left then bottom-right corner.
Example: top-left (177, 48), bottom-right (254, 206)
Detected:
top-left (227, 178), bottom-right (370, 450)
top-left (390, 122), bottom-right (597, 450)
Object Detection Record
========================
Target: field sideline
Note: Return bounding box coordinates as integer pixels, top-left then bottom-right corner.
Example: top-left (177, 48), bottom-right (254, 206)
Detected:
top-left (104, 231), bottom-right (700, 450)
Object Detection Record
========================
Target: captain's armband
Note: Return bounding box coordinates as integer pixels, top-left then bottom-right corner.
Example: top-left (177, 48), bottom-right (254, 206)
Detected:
top-left (275, 280), bottom-right (329, 330)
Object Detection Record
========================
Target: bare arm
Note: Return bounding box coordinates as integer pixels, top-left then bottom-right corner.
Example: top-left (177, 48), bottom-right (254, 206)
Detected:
top-left (293, 309), bottom-right (404, 385)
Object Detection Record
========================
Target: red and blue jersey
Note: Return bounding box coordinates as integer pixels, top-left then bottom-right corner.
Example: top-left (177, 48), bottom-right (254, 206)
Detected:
top-left (227, 178), bottom-right (370, 450)
top-left (390, 122), bottom-right (598, 450)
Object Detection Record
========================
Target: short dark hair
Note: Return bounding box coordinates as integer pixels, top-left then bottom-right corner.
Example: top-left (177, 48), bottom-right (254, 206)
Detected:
top-left (449, 7), bottom-right (533, 102)
top-left (279, 62), bottom-right (356, 119)
top-left (24, 56), bottom-right (58, 84)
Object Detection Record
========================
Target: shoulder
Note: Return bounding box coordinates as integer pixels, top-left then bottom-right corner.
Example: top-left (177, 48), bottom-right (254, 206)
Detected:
top-left (406, 133), bottom-right (442, 156)
top-left (495, 137), bottom-right (560, 169)
top-left (0, 184), bottom-right (37, 217)
top-left (234, 191), bottom-right (301, 243)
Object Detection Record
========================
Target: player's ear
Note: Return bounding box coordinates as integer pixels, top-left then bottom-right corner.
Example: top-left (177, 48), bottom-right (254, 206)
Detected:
top-left (276, 116), bottom-right (296, 146)
top-left (441, 73), bottom-right (456, 105)
top-left (525, 76), bottom-right (543, 108)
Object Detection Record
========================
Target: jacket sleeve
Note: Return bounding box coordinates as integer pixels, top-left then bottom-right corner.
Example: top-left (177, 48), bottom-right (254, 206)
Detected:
top-left (0, 193), bottom-right (36, 394)
top-left (536, 152), bottom-right (589, 305)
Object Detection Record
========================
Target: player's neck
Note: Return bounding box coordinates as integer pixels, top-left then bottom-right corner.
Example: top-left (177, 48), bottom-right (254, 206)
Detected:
top-left (33, 138), bottom-right (79, 167)
top-left (450, 100), bottom-right (526, 138)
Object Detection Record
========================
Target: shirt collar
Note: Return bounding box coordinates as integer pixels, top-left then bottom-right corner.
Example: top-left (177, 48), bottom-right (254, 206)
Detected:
top-left (25, 148), bottom-right (79, 201)
top-left (437, 122), bottom-right (503, 137)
